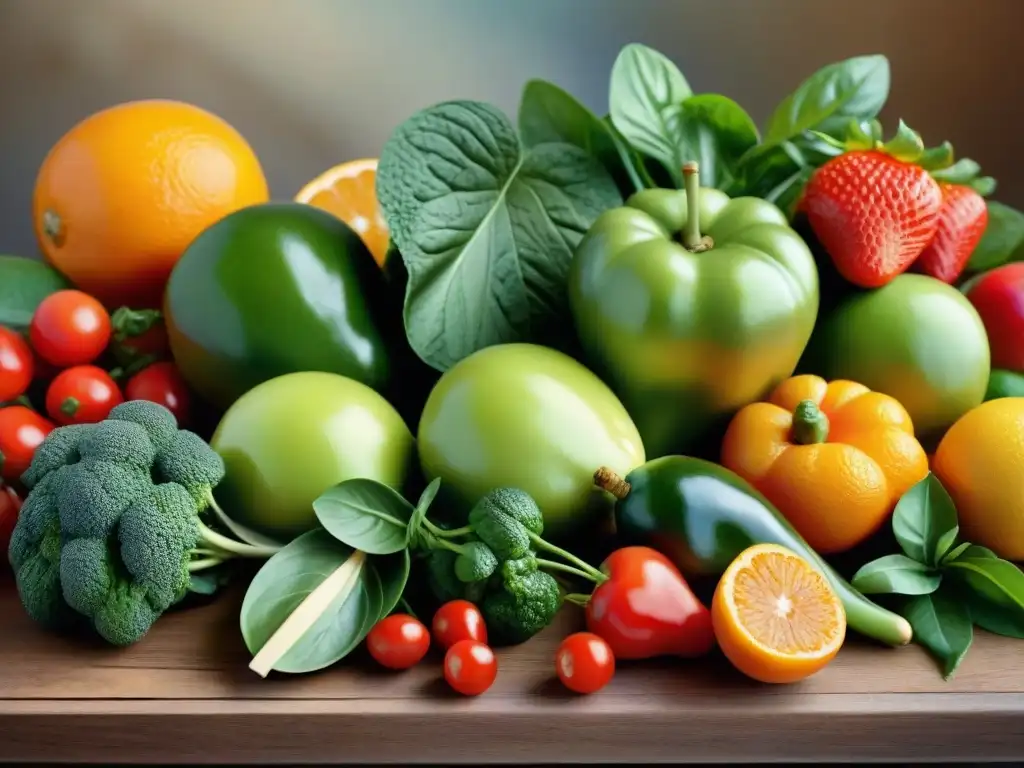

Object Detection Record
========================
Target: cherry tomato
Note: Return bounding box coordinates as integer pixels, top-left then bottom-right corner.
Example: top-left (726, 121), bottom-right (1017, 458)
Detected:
top-left (555, 632), bottom-right (616, 695)
top-left (432, 599), bottom-right (488, 650)
top-left (0, 406), bottom-right (55, 483)
top-left (29, 290), bottom-right (111, 367)
top-left (45, 365), bottom-right (124, 426)
top-left (0, 327), bottom-right (34, 402)
top-left (444, 639), bottom-right (497, 696)
top-left (366, 614), bottom-right (431, 670)
top-left (125, 362), bottom-right (191, 424)
top-left (0, 485), bottom-right (22, 568)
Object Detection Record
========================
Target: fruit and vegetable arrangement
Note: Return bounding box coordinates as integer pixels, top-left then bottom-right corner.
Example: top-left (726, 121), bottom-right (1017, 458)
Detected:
top-left (5, 43), bottom-right (1024, 698)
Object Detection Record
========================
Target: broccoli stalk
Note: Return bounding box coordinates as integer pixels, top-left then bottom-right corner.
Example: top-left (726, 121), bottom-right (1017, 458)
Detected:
top-left (9, 400), bottom-right (282, 647)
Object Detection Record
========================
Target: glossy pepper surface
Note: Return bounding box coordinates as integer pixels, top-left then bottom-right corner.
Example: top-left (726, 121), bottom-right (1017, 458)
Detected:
top-left (721, 375), bottom-right (929, 554)
top-left (598, 456), bottom-right (912, 647)
top-left (164, 202), bottom-right (419, 412)
top-left (569, 163), bottom-right (818, 458)
top-left (585, 546), bottom-right (714, 660)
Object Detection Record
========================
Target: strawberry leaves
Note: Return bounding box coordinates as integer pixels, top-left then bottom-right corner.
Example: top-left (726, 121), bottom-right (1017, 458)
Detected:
top-left (852, 473), bottom-right (1024, 679)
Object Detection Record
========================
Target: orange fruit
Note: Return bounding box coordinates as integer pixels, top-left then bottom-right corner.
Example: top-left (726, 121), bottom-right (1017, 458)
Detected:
top-left (295, 159), bottom-right (389, 268)
top-left (933, 397), bottom-right (1024, 560)
top-left (712, 543), bottom-right (846, 684)
top-left (33, 99), bottom-right (269, 310)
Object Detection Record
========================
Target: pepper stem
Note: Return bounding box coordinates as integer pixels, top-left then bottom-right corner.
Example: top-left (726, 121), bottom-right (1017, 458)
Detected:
top-left (681, 162), bottom-right (714, 253)
top-left (594, 466), bottom-right (630, 500)
top-left (791, 399), bottom-right (830, 445)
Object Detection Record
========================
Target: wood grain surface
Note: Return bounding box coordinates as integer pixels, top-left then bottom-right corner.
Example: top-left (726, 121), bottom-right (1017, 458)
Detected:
top-left (0, 581), bottom-right (1021, 764)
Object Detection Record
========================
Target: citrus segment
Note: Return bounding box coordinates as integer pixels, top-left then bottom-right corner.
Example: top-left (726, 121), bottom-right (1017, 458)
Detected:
top-left (295, 159), bottom-right (390, 267)
top-left (712, 543), bottom-right (846, 684)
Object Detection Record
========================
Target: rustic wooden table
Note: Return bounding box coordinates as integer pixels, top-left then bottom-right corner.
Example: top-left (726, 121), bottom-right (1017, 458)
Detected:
top-left (0, 582), bottom-right (1021, 765)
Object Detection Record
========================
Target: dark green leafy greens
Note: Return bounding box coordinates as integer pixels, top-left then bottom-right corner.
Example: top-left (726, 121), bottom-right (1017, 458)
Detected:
top-left (0, 255), bottom-right (71, 331)
top-left (376, 100), bottom-right (622, 372)
top-left (851, 473), bottom-right (1024, 678)
top-left (965, 201), bottom-right (1024, 274)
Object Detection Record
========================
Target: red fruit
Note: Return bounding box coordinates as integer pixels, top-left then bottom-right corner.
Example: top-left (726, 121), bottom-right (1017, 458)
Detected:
top-left (585, 546), bottom-right (715, 661)
top-left (555, 632), bottom-right (615, 695)
top-left (965, 262), bottom-right (1024, 371)
top-left (0, 406), bottom-right (55, 483)
top-left (125, 362), bottom-right (191, 425)
top-left (0, 327), bottom-right (34, 402)
top-left (444, 639), bottom-right (497, 696)
top-left (45, 365), bottom-right (124, 425)
top-left (914, 183), bottom-right (989, 284)
top-left (803, 150), bottom-right (942, 288)
top-left (365, 614), bottom-right (431, 670)
top-left (29, 290), bottom-right (112, 367)
top-left (432, 599), bottom-right (487, 650)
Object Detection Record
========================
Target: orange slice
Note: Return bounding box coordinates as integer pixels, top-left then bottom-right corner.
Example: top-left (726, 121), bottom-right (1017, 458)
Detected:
top-left (712, 543), bottom-right (846, 684)
top-left (295, 158), bottom-right (389, 267)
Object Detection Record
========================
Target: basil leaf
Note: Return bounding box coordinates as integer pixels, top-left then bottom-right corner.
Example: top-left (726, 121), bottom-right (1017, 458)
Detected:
top-left (609, 43), bottom-right (692, 186)
top-left (947, 555), bottom-right (1024, 613)
top-left (941, 541), bottom-right (973, 564)
top-left (0, 255), bottom-right (71, 331)
top-left (663, 94), bottom-right (760, 190)
top-left (934, 525), bottom-right (960, 565)
top-left (240, 530), bottom-right (383, 676)
top-left (969, 592), bottom-right (1024, 639)
top-left (407, 478), bottom-right (441, 547)
top-left (519, 79), bottom-right (643, 195)
top-left (377, 100), bottom-right (621, 372)
top-left (374, 549), bottom-right (411, 619)
top-left (902, 588), bottom-right (973, 679)
top-left (966, 201), bottom-right (1024, 273)
top-left (603, 117), bottom-right (658, 189)
top-left (850, 554), bottom-right (941, 596)
top-left (761, 55), bottom-right (890, 148)
top-left (313, 478), bottom-right (414, 555)
top-left (892, 473), bottom-right (959, 567)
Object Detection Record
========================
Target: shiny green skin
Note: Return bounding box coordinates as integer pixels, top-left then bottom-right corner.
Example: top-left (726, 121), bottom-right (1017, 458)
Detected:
top-left (986, 369), bottom-right (1024, 401)
top-left (210, 371), bottom-right (416, 539)
top-left (165, 202), bottom-right (409, 411)
top-left (417, 343), bottom-right (645, 542)
top-left (613, 455), bottom-right (911, 647)
top-left (803, 274), bottom-right (990, 446)
top-left (568, 188), bottom-right (818, 458)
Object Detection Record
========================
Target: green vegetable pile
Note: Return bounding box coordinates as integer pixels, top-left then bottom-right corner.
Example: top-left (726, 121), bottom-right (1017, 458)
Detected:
top-left (8, 400), bottom-right (279, 646)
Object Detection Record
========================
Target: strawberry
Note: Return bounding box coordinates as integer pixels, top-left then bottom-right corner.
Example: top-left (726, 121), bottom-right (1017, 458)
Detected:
top-left (802, 150), bottom-right (942, 289)
top-left (913, 183), bottom-right (988, 284)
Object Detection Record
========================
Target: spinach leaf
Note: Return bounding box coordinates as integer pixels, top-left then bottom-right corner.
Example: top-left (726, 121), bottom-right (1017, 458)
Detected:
top-left (609, 43), bottom-right (692, 186)
top-left (892, 473), bottom-right (959, 567)
top-left (377, 100), bottom-right (621, 372)
top-left (406, 478), bottom-right (441, 547)
top-left (967, 201), bottom-right (1024, 273)
top-left (760, 55), bottom-right (890, 149)
top-left (313, 478), bottom-right (414, 556)
top-left (664, 94), bottom-right (759, 190)
top-left (375, 549), bottom-right (411, 619)
top-left (241, 530), bottom-right (382, 676)
top-left (851, 554), bottom-right (941, 596)
top-left (901, 587), bottom-right (973, 679)
top-left (519, 79), bottom-right (643, 194)
top-left (0, 255), bottom-right (71, 331)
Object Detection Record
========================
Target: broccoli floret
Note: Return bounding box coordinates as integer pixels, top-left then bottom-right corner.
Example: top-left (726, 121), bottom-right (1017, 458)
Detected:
top-left (153, 430), bottom-right (225, 511)
top-left (481, 556), bottom-right (562, 646)
top-left (454, 540), bottom-right (499, 583)
top-left (468, 487), bottom-right (544, 560)
top-left (8, 402), bottom-right (281, 647)
top-left (107, 400), bottom-right (178, 452)
top-left (21, 424), bottom-right (93, 489)
top-left (424, 549), bottom-right (488, 604)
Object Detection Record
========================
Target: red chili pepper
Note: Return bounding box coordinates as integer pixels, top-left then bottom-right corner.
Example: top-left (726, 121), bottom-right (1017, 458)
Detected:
top-left (584, 546), bottom-right (715, 661)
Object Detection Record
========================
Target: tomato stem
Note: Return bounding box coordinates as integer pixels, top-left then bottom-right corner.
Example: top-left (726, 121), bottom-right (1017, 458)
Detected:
top-left (791, 399), bottom-right (830, 444)
top-left (681, 162), bottom-right (714, 253)
top-left (59, 397), bottom-right (80, 417)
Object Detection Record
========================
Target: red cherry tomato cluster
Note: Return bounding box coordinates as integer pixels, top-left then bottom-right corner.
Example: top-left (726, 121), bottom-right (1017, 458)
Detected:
top-left (364, 599), bottom-right (617, 696)
top-left (0, 290), bottom-right (194, 487)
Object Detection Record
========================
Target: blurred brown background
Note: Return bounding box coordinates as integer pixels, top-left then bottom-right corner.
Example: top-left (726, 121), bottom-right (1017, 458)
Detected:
top-left (1, 0), bottom-right (1021, 259)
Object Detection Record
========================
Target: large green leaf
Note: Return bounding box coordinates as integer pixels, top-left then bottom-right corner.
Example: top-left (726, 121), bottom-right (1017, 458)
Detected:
top-left (0, 255), bottom-right (71, 330)
top-left (377, 100), bottom-right (621, 372)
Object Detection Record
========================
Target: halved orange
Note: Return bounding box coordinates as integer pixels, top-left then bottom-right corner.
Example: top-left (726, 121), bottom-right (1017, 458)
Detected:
top-left (712, 543), bottom-right (846, 684)
top-left (294, 158), bottom-right (390, 267)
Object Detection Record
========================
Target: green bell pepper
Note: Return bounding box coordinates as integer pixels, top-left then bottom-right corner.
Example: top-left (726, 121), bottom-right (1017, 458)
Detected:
top-left (568, 163), bottom-right (818, 458)
top-left (597, 455), bottom-right (912, 647)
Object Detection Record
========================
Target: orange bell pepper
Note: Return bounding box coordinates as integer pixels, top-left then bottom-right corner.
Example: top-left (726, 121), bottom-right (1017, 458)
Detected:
top-left (721, 374), bottom-right (929, 555)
